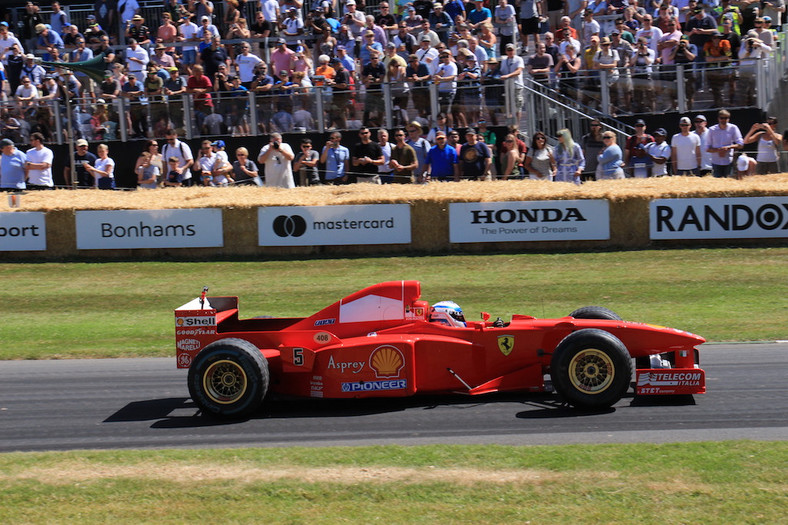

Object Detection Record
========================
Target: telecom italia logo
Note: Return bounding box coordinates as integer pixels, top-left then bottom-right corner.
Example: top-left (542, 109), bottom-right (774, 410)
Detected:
top-left (650, 197), bottom-right (788, 239)
top-left (449, 200), bottom-right (610, 243)
top-left (259, 205), bottom-right (411, 246)
top-left (76, 209), bottom-right (223, 249)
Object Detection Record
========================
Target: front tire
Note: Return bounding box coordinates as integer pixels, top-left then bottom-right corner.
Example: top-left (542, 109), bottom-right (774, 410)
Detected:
top-left (550, 329), bottom-right (633, 409)
top-left (188, 338), bottom-right (269, 418)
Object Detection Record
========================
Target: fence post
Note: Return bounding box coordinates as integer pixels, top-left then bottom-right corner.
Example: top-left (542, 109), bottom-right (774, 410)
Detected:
top-left (676, 65), bottom-right (686, 114)
top-left (315, 85), bottom-right (325, 132)
top-left (248, 91), bottom-right (258, 135)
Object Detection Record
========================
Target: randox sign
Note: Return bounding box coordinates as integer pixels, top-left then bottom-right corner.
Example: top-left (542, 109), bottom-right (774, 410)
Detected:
top-left (650, 197), bottom-right (788, 239)
top-left (75, 209), bottom-right (224, 249)
top-left (258, 204), bottom-right (411, 246)
top-left (0, 212), bottom-right (46, 251)
top-left (449, 200), bottom-right (610, 243)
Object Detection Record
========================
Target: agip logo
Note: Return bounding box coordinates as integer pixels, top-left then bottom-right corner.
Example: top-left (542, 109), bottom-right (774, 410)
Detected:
top-left (369, 345), bottom-right (405, 378)
top-left (273, 215), bottom-right (307, 237)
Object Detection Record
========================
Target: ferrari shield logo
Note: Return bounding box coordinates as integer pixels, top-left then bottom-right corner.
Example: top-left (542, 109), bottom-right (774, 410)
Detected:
top-left (497, 335), bottom-right (515, 356)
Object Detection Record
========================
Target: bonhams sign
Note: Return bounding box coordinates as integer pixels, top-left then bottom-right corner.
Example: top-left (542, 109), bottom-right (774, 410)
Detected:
top-left (75, 209), bottom-right (224, 249)
top-left (650, 197), bottom-right (788, 239)
top-left (449, 200), bottom-right (610, 243)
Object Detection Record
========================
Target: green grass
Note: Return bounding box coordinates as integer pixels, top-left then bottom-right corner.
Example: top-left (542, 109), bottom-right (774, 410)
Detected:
top-left (0, 442), bottom-right (785, 523)
top-left (1, 247), bottom-right (786, 359)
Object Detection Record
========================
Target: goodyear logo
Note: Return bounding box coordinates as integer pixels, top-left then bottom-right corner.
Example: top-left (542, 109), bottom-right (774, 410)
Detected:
top-left (176, 316), bottom-right (216, 327)
top-left (341, 379), bottom-right (407, 392)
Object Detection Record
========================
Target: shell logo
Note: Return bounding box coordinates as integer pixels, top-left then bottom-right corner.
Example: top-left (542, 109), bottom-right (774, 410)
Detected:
top-left (369, 345), bottom-right (405, 378)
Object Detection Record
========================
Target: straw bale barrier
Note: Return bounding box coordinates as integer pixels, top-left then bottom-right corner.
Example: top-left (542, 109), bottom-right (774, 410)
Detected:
top-left (3, 175), bottom-right (787, 260)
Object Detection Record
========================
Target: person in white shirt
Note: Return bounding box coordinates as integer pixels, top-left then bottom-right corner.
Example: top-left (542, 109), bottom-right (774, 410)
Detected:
top-left (235, 42), bottom-right (263, 87)
top-left (258, 133), bottom-right (296, 188)
top-left (179, 14), bottom-right (200, 73)
top-left (161, 128), bottom-right (195, 186)
top-left (125, 38), bottom-right (149, 81)
top-left (635, 14), bottom-right (663, 53)
top-left (25, 132), bottom-right (54, 189)
top-left (692, 114), bottom-right (712, 176)
top-left (671, 117), bottom-right (701, 176)
top-left (499, 43), bottom-right (524, 121)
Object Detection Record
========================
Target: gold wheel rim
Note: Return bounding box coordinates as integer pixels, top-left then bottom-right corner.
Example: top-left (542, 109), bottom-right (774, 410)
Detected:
top-left (203, 360), bottom-right (248, 404)
top-left (568, 348), bottom-right (614, 394)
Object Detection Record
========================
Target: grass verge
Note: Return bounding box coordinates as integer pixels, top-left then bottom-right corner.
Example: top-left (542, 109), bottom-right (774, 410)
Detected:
top-left (0, 441), bottom-right (785, 524)
top-left (1, 247), bottom-right (785, 360)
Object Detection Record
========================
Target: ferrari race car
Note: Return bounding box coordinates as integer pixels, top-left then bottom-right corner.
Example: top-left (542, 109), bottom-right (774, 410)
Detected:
top-left (175, 281), bottom-right (706, 418)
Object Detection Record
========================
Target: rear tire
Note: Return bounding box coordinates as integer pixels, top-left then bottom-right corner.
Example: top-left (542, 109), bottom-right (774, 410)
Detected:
top-left (568, 306), bottom-right (622, 321)
top-left (550, 329), bottom-right (633, 409)
top-left (188, 338), bottom-right (269, 418)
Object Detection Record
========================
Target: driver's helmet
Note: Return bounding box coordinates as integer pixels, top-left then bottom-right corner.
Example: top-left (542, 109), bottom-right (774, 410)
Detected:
top-left (430, 301), bottom-right (466, 327)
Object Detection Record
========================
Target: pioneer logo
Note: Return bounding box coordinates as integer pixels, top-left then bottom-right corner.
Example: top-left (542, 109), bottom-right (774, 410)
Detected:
top-left (470, 208), bottom-right (587, 224)
top-left (273, 215), bottom-right (307, 237)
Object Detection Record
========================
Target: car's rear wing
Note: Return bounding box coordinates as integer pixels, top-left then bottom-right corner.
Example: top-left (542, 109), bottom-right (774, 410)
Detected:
top-left (174, 295), bottom-right (239, 368)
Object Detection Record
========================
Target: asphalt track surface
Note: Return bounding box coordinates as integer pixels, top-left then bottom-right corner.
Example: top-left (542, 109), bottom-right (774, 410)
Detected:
top-left (1, 343), bottom-right (786, 452)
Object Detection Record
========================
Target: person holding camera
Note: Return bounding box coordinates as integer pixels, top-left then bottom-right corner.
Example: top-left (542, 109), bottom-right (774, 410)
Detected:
top-left (738, 30), bottom-right (771, 106)
top-left (743, 117), bottom-right (783, 174)
top-left (258, 132), bottom-right (296, 188)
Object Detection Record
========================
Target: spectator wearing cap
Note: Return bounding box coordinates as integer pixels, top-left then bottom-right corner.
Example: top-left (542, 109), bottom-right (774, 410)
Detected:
top-left (343, 0), bottom-right (367, 39)
top-left (459, 127), bottom-right (492, 180)
top-left (415, 34), bottom-right (439, 73)
top-left (644, 128), bottom-right (671, 177)
top-left (402, 6), bottom-right (424, 33)
top-left (581, 9), bottom-right (601, 48)
top-left (151, 43), bottom-right (176, 70)
top-left (738, 30), bottom-right (771, 106)
top-left (433, 49), bottom-right (458, 124)
top-left (671, 117), bottom-right (702, 176)
top-left (703, 31), bottom-right (732, 107)
top-left (707, 109), bottom-right (743, 178)
top-left (455, 50), bottom-right (481, 128)
top-left (691, 114), bottom-right (713, 176)
top-left (20, 52), bottom-right (45, 89)
top-left (0, 21), bottom-right (23, 62)
top-left (66, 138), bottom-right (98, 187)
top-left (500, 43), bottom-right (524, 122)
top-left (625, 119), bottom-right (654, 178)
top-left (270, 38), bottom-right (295, 77)
top-left (0, 138), bottom-right (28, 191)
top-left (281, 7), bottom-right (304, 47)
top-left (686, 5), bottom-right (717, 52)
top-left (178, 13), bottom-right (200, 73)
top-left (198, 15), bottom-right (220, 40)
top-left (126, 14), bottom-right (151, 46)
top-left (428, 3), bottom-right (453, 44)
top-left (36, 23), bottom-right (64, 61)
top-left (360, 30), bottom-right (384, 66)
top-left (193, 0), bottom-right (215, 26)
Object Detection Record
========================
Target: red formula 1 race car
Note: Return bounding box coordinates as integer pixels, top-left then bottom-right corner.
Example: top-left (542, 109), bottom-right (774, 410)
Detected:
top-left (175, 281), bottom-right (706, 418)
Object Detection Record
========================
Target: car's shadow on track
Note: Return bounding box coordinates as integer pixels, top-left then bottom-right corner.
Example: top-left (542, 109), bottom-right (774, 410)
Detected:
top-left (104, 391), bottom-right (675, 428)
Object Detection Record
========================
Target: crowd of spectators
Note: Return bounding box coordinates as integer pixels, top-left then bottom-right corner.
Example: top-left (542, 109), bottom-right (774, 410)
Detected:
top-left (0, 0), bottom-right (785, 189)
top-left (0, 0), bottom-right (784, 144)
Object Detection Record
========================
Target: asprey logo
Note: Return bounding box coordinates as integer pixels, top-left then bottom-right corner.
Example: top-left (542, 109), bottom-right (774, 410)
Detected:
top-left (273, 215), bottom-right (307, 237)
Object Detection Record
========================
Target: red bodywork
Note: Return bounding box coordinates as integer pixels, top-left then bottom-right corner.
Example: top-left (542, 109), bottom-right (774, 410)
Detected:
top-left (175, 281), bottom-right (706, 398)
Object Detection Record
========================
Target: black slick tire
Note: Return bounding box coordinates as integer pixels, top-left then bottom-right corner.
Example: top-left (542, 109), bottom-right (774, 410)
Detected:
top-left (187, 338), bottom-right (269, 418)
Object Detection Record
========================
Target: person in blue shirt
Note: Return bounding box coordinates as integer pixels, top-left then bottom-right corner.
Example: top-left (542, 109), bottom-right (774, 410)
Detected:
top-left (36, 24), bottom-right (64, 61)
top-left (0, 139), bottom-right (28, 191)
top-left (320, 131), bottom-right (351, 184)
top-left (468, 0), bottom-right (492, 32)
top-left (425, 132), bottom-right (459, 182)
